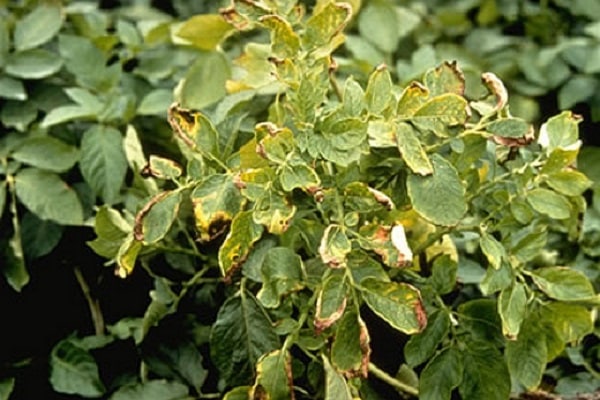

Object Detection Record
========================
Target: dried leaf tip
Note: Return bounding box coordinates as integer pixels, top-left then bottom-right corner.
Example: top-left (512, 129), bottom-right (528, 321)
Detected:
top-left (481, 72), bottom-right (508, 111)
top-left (391, 224), bottom-right (413, 265)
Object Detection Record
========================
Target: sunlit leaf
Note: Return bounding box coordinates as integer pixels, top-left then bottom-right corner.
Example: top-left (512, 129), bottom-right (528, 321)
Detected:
top-left (176, 14), bottom-right (234, 50)
top-left (11, 136), bottom-right (79, 173)
top-left (14, 3), bottom-right (63, 51)
top-left (396, 121), bottom-right (433, 175)
top-left (530, 267), bottom-right (596, 302)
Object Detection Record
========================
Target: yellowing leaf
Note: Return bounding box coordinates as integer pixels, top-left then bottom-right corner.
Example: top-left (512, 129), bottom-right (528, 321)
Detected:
top-left (319, 224), bottom-right (351, 268)
top-left (218, 211), bottom-right (264, 281)
top-left (315, 270), bottom-right (347, 333)
top-left (176, 14), bottom-right (234, 50)
top-left (168, 103), bottom-right (219, 155)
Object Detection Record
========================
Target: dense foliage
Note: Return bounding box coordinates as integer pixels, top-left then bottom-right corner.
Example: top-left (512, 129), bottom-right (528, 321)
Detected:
top-left (1, 1), bottom-right (599, 399)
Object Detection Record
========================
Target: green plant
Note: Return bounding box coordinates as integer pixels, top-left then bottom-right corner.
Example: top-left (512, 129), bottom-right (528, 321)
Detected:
top-left (73, 1), bottom-right (599, 399)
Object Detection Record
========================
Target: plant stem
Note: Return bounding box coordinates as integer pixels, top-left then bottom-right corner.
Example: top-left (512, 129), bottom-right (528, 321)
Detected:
top-left (74, 266), bottom-right (105, 336)
top-left (368, 362), bottom-right (419, 397)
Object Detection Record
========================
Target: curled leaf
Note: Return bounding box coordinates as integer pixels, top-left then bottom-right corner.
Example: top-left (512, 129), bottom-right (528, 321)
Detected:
top-left (481, 72), bottom-right (508, 111)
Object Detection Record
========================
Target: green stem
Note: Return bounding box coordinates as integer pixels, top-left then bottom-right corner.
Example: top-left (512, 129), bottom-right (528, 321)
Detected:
top-left (368, 362), bottom-right (419, 397)
top-left (74, 266), bottom-right (105, 336)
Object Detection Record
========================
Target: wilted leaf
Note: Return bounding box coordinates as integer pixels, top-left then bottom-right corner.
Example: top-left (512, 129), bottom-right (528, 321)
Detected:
top-left (168, 103), bottom-right (219, 156)
top-left (358, 224), bottom-right (413, 268)
top-left (360, 279), bottom-right (426, 334)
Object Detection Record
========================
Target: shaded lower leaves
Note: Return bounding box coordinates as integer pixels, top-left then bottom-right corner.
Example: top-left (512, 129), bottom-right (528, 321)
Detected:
top-left (419, 347), bottom-right (463, 400)
top-left (210, 290), bottom-right (280, 387)
top-left (50, 338), bottom-right (105, 398)
top-left (458, 341), bottom-right (510, 400)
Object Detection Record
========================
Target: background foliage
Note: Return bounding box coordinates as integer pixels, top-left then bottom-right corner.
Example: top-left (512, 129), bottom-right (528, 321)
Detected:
top-left (0, 0), bottom-right (599, 399)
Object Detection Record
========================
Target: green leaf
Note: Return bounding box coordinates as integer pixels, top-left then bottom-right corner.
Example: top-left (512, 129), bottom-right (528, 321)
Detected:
top-left (419, 347), bottom-right (464, 400)
top-left (179, 51), bottom-right (230, 109)
top-left (430, 254), bottom-right (457, 295)
top-left (485, 118), bottom-right (532, 139)
top-left (210, 290), bottom-right (280, 387)
top-left (331, 309), bottom-right (369, 376)
top-left (14, 3), bottom-right (63, 51)
top-left (21, 212), bottom-right (63, 259)
top-left (137, 89), bottom-right (172, 116)
top-left (261, 15), bottom-right (301, 58)
top-left (315, 270), bottom-right (347, 332)
top-left (405, 310), bottom-right (451, 367)
top-left (80, 125), bottom-right (128, 205)
top-left (11, 136), bottom-right (79, 173)
top-left (526, 188), bottom-right (571, 219)
top-left (219, 211), bottom-right (264, 279)
top-left (280, 159), bottom-right (321, 191)
top-left (223, 386), bottom-right (251, 400)
top-left (506, 316), bottom-right (547, 390)
top-left (0, 378), bottom-right (15, 400)
top-left (176, 14), bottom-right (234, 51)
top-left (396, 122), bottom-right (433, 176)
top-left (558, 75), bottom-right (598, 110)
top-left (358, 2), bottom-right (400, 53)
top-left (109, 380), bottom-right (188, 400)
top-left (498, 283), bottom-right (527, 339)
top-left (253, 350), bottom-right (293, 399)
top-left (538, 111), bottom-right (581, 152)
top-left (342, 77), bottom-right (366, 116)
top-left (458, 299), bottom-right (503, 346)
top-left (0, 100), bottom-right (37, 131)
top-left (322, 354), bottom-right (353, 400)
top-left (480, 261), bottom-right (513, 295)
top-left (407, 154), bottom-right (467, 226)
top-left (545, 170), bottom-right (592, 196)
top-left (458, 342), bottom-right (510, 400)
top-left (59, 35), bottom-right (120, 91)
top-left (360, 279), bottom-right (426, 334)
top-left (511, 228), bottom-right (548, 263)
top-left (257, 247), bottom-right (304, 308)
top-left (5, 49), bottom-right (63, 79)
top-left (541, 148), bottom-right (579, 175)
top-left (50, 339), bottom-right (105, 397)
top-left (15, 168), bottom-right (83, 225)
top-left (540, 302), bottom-right (593, 343)
top-left (479, 231), bottom-right (505, 270)
top-left (0, 76), bottom-right (27, 101)
top-left (367, 120), bottom-right (396, 148)
top-left (530, 267), bottom-right (596, 302)
top-left (192, 174), bottom-right (243, 241)
top-left (41, 105), bottom-right (98, 127)
top-left (365, 65), bottom-right (393, 114)
top-left (142, 341), bottom-right (206, 393)
top-left (319, 224), bottom-right (352, 268)
top-left (134, 190), bottom-right (182, 244)
top-left (0, 18), bottom-right (8, 68)
top-left (87, 206), bottom-right (130, 259)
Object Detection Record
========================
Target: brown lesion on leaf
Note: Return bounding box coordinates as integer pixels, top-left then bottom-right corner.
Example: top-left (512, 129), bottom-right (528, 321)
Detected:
top-left (167, 102), bottom-right (196, 149)
top-left (481, 72), bottom-right (508, 111)
top-left (491, 124), bottom-right (535, 148)
top-left (314, 295), bottom-right (347, 335)
top-left (414, 296), bottom-right (428, 332)
top-left (133, 191), bottom-right (171, 242)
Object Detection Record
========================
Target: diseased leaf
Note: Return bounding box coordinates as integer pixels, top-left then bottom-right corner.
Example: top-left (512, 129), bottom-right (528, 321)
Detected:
top-left (419, 347), bottom-right (463, 400)
top-left (405, 310), bottom-right (450, 367)
top-left (219, 211), bottom-right (264, 280)
top-left (498, 283), bottom-right (527, 339)
top-left (319, 224), bottom-right (351, 268)
top-left (365, 65), bottom-right (393, 114)
top-left (253, 190), bottom-right (295, 234)
top-left (530, 267), bottom-right (596, 302)
top-left (80, 125), bottom-right (127, 205)
top-left (407, 154), bottom-right (467, 226)
top-left (210, 290), bottom-right (280, 387)
top-left (424, 61), bottom-right (465, 96)
top-left (192, 174), bottom-right (243, 241)
top-left (302, 2), bottom-right (351, 52)
top-left (15, 168), bottom-right (83, 225)
top-left (397, 82), bottom-right (429, 116)
top-left (360, 279), bottom-right (426, 334)
top-left (538, 111), bottom-right (581, 152)
top-left (322, 354), bottom-right (353, 400)
top-left (261, 15), bottom-right (300, 58)
top-left (479, 231), bottom-right (505, 270)
top-left (485, 118), bottom-right (532, 139)
top-left (168, 104), bottom-right (219, 156)
top-left (257, 247), bottom-right (304, 308)
top-left (116, 234), bottom-right (142, 278)
top-left (545, 170), bottom-right (592, 196)
top-left (134, 190), bottom-right (182, 244)
top-left (252, 350), bottom-right (293, 399)
top-left (411, 93), bottom-right (469, 135)
top-left (315, 270), bottom-right (347, 333)
top-left (142, 155), bottom-right (182, 180)
top-left (331, 309), bottom-right (370, 377)
top-left (50, 339), bottom-right (105, 397)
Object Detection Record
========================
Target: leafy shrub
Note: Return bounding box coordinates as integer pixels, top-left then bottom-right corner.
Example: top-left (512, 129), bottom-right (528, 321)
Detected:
top-left (1, 1), bottom-right (599, 399)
